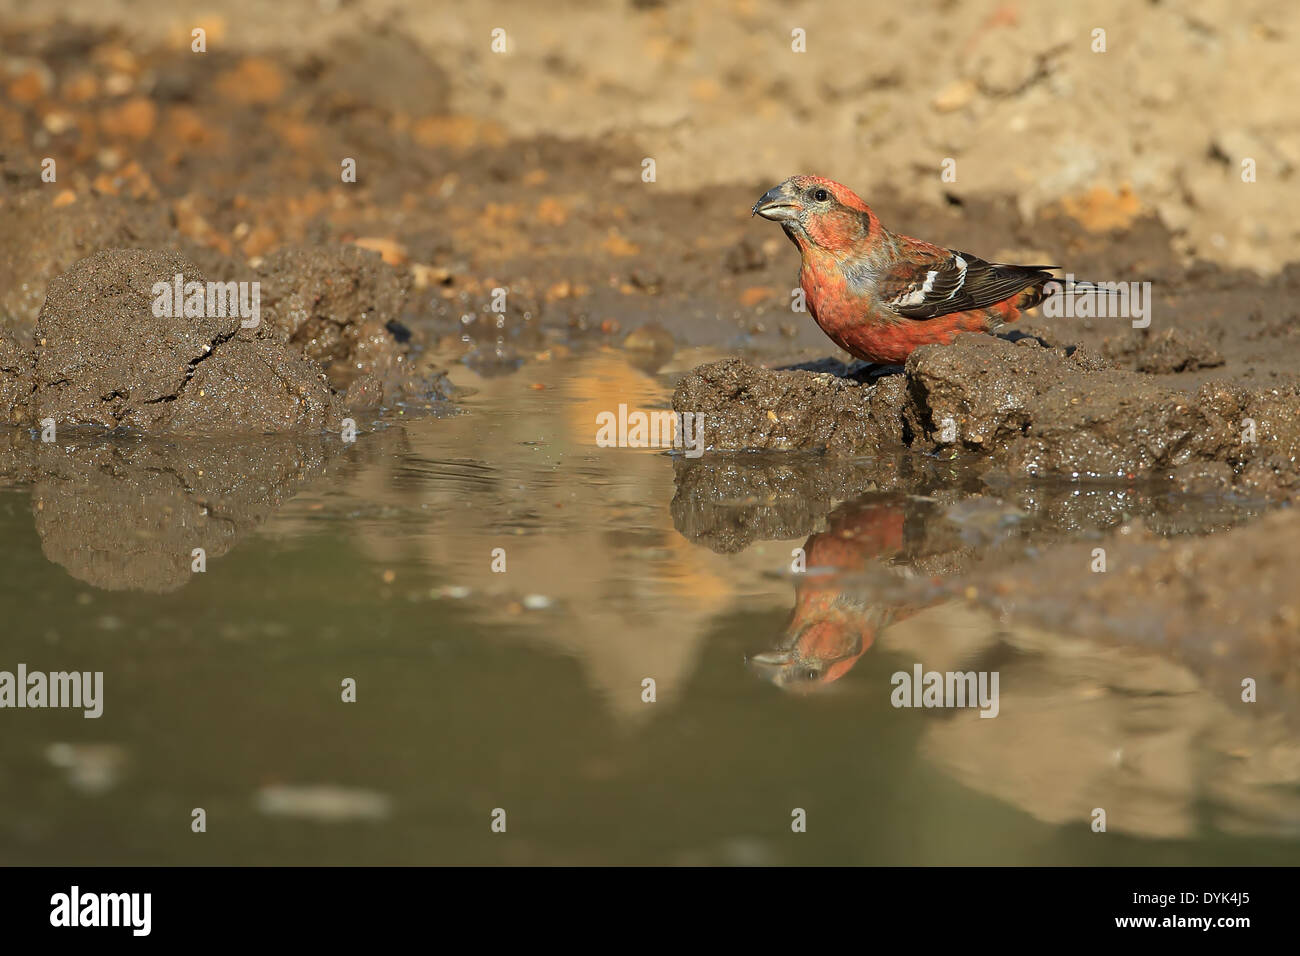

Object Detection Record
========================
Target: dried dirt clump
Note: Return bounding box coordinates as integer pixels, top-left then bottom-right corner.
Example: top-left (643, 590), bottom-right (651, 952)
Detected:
top-left (25, 249), bottom-right (335, 433)
top-left (253, 245), bottom-right (416, 393)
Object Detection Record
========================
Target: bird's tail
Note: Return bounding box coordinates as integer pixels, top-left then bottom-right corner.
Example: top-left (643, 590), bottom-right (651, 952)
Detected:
top-left (1016, 270), bottom-right (1095, 311)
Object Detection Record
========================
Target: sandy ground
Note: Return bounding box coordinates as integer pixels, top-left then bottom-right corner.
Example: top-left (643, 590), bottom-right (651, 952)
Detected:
top-left (5, 0), bottom-right (1296, 273)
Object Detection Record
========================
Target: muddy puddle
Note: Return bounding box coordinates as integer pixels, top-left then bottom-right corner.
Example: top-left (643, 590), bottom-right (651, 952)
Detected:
top-left (1, 348), bottom-right (1296, 864)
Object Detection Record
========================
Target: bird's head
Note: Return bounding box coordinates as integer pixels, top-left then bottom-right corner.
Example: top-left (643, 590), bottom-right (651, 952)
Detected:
top-left (751, 175), bottom-right (879, 254)
top-left (748, 614), bottom-right (875, 694)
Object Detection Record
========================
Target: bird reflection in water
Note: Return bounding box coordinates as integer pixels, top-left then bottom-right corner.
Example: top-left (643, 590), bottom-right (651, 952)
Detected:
top-left (750, 496), bottom-right (938, 692)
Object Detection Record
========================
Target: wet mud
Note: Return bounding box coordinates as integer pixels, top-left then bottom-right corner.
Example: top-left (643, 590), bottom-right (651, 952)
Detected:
top-left (1, 247), bottom-right (452, 432)
top-left (674, 335), bottom-right (1300, 495)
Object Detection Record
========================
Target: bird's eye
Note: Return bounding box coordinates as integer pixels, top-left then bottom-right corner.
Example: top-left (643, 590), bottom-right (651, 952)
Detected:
top-left (805, 669), bottom-right (820, 680)
top-left (812, 188), bottom-right (830, 202)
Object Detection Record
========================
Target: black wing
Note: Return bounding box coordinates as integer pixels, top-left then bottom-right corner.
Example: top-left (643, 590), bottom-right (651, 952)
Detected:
top-left (879, 247), bottom-right (1058, 321)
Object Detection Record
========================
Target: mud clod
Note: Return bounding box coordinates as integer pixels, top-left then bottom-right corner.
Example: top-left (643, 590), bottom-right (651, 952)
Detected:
top-left (27, 249), bottom-right (334, 433)
top-left (907, 338), bottom-right (1299, 491)
top-left (675, 336), bottom-right (1300, 493)
top-left (672, 357), bottom-right (907, 455)
top-left (254, 245), bottom-right (414, 391)
top-left (0, 328), bottom-right (32, 425)
top-left (723, 236), bottom-right (770, 274)
top-left (1103, 327), bottom-right (1226, 373)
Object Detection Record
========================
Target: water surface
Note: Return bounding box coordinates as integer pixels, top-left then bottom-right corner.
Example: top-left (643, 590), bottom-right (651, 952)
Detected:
top-left (1, 350), bottom-right (1297, 864)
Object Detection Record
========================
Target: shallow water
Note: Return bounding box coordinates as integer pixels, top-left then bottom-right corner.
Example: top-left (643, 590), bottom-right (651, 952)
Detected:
top-left (1, 349), bottom-right (1297, 864)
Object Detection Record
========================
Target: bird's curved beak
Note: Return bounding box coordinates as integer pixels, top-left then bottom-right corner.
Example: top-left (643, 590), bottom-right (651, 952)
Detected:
top-left (752, 183), bottom-right (801, 221)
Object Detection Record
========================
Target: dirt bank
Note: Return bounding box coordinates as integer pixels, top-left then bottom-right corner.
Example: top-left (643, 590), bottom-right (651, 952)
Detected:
top-left (673, 337), bottom-right (1300, 494)
top-left (1, 247), bottom-right (453, 433)
top-left (4, 13), bottom-right (1298, 381)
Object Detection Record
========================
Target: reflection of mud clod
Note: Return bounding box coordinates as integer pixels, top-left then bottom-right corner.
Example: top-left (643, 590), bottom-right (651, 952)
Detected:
top-left (30, 436), bottom-right (336, 592)
top-left (671, 457), bottom-right (896, 553)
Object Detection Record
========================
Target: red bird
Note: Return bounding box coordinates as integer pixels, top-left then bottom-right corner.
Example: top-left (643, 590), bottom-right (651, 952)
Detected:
top-left (749, 498), bottom-right (929, 692)
top-left (752, 175), bottom-right (1059, 364)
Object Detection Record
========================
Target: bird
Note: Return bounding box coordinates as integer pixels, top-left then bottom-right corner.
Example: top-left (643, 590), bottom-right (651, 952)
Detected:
top-left (752, 175), bottom-right (1060, 365)
top-left (748, 498), bottom-right (928, 692)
